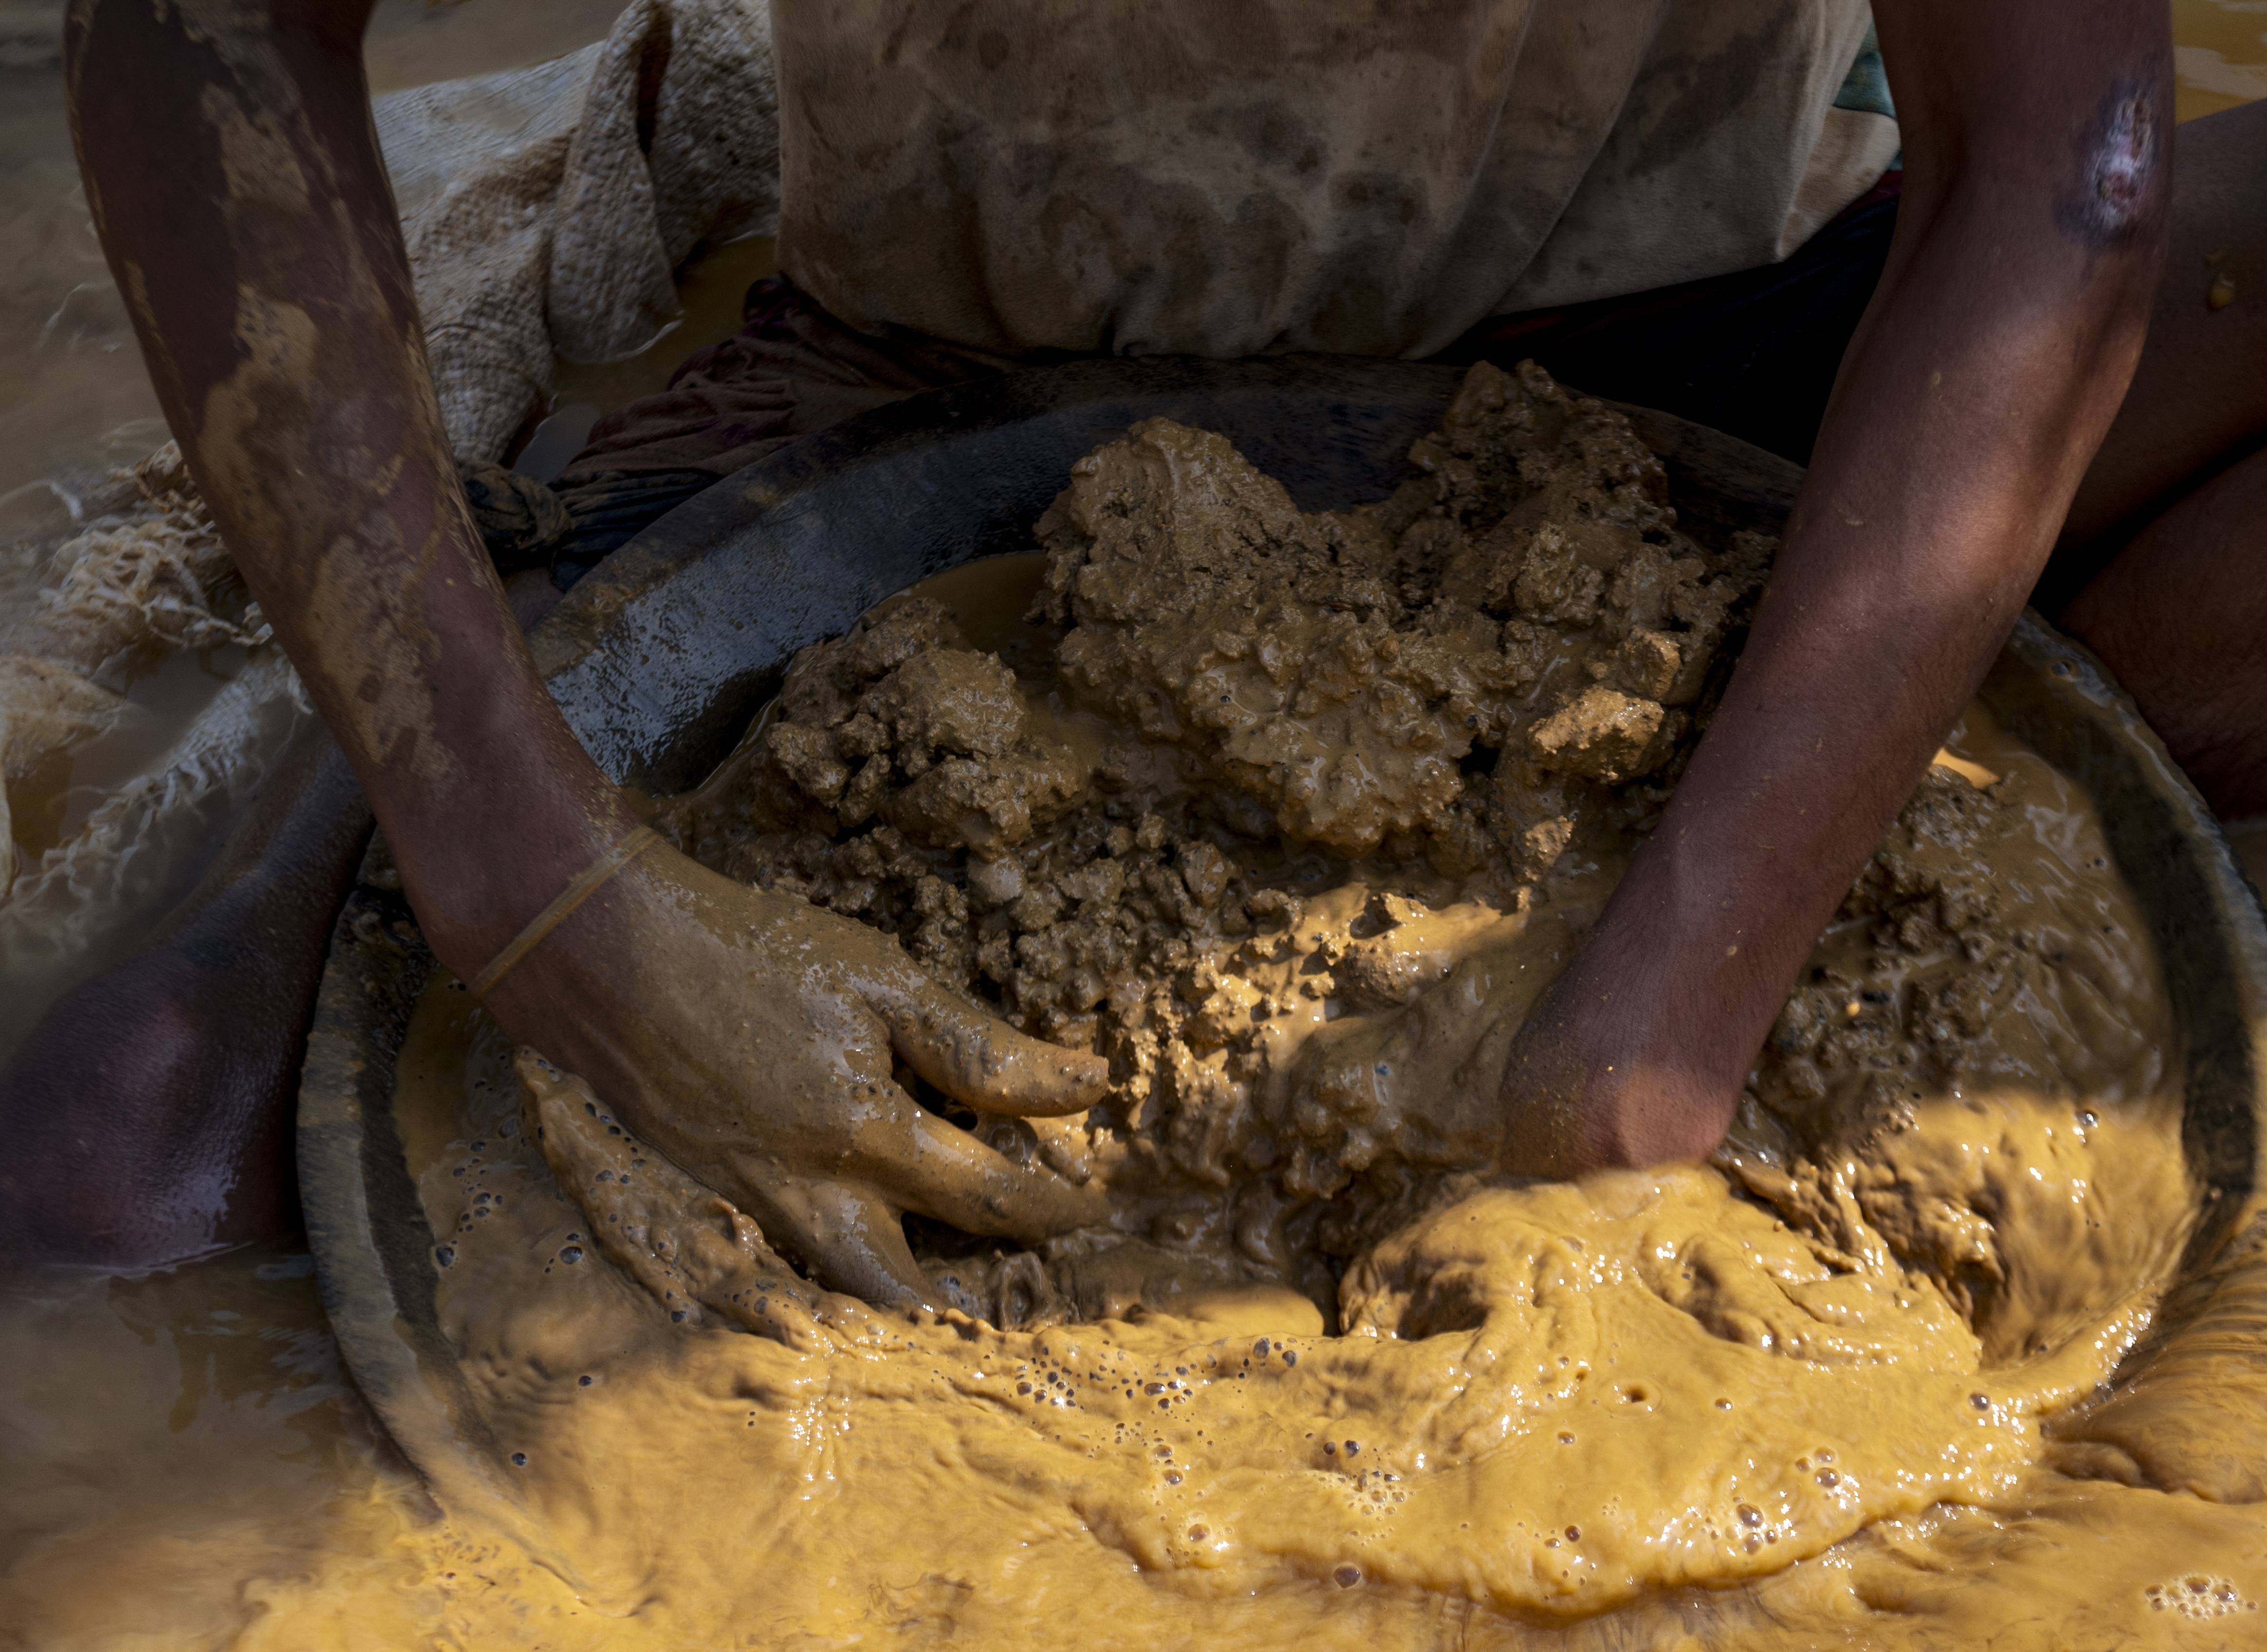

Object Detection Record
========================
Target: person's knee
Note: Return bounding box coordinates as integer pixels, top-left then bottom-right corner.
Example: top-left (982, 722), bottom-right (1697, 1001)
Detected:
top-left (0, 954), bottom-right (298, 1272)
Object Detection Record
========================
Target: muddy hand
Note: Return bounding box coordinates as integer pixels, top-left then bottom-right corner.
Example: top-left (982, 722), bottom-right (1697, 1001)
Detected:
top-left (483, 843), bottom-right (1108, 1308)
top-left (1277, 916), bottom-right (1577, 1192)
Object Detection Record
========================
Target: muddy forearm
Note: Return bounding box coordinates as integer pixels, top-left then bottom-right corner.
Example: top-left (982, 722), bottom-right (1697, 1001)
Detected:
top-left (63, 0), bottom-right (634, 973)
top-left (1513, 6), bottom-right (2172, 1169)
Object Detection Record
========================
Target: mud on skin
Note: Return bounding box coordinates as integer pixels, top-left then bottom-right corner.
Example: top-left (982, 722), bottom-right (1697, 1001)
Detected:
top-left (431, 362), bottom-right (2198, 1616)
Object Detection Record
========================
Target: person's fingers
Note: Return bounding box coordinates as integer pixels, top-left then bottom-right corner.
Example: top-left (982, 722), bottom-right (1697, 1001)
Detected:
top-left (884, 1107), bottom-right (1104, 1239)
top-left (868, 977), bottom-right (1108, 1117)
top-left (751, 1176), bottom-right (934, 1310)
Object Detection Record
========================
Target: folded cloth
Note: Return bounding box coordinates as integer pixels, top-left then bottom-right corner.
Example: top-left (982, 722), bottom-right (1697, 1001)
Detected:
top-left (548, 470), bottom-right (724, 589)
top-left (456, 461), bottom-right (720, 590)
top-left (458, 459), bottom-right (572, 573)
top-left (557, 274), bottom-right (1027, 484)
top-left (376, 0), bottom-right (785, 464)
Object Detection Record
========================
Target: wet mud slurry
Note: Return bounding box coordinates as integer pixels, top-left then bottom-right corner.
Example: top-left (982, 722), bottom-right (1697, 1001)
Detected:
top-left (306, 364), bottom-right (2255, 1643)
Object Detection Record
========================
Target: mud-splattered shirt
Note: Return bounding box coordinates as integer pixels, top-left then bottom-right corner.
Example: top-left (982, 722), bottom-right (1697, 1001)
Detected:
top-left (772, 0), bottom-right (1901, 359)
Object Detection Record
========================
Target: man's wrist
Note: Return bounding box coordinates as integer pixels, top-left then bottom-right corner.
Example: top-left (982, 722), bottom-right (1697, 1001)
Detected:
top-left (382, 757), bottom-right (642, 977)
top-left (1501, 904), bottom-right (1774, 1173)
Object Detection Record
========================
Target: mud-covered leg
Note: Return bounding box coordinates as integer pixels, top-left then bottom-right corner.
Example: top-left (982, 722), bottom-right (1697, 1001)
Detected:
top-left (0, 511), bottom-right (576, 1275)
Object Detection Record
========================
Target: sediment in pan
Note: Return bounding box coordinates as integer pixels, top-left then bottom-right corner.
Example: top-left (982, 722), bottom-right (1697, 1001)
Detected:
top-left (383, 362), bottom-right (2199, 1618)
top-left (608, 361), bottom-right (2190, 1362)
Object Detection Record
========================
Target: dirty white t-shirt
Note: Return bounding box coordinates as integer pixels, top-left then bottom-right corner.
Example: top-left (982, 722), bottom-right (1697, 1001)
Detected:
top-left (772, 0), bottom-right (1900, 359)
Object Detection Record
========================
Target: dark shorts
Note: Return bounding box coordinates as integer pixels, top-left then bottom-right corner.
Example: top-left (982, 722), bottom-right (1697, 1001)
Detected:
top-left (517, 177), bottom-right (1903, 590)
top-left (1436, 173), bottom-right (1903, 467)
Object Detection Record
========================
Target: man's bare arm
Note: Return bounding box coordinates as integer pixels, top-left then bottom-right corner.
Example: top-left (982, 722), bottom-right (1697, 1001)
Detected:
top-left (62, 0), bottom-right (1105, 1301)
top-left (67, 0), bottom-right (621, 966)
top-left (1502, 0), bottom-right (2172, 1170)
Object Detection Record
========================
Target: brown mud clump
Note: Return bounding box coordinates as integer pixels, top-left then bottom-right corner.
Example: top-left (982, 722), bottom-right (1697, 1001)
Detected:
top-left (658, 363), bottom-right (1777, 1309)
top-left (646, 362), bottom-right (2183, 1345)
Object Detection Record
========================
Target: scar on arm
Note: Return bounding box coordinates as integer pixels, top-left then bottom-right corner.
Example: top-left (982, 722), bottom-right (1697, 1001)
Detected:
top-left (2059, 80), bottom-right (2164, 247)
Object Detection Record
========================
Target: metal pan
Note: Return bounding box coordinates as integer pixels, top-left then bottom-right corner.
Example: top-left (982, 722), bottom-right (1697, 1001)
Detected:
top-left (295, 355), bottom-right (2267, 1533)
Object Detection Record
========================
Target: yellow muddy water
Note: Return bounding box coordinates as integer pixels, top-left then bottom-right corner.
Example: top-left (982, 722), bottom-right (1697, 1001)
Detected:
top-left (234, 386), bottom-right (2229, 1647)
top-left (8, 565), bottom-right (2258, 1652)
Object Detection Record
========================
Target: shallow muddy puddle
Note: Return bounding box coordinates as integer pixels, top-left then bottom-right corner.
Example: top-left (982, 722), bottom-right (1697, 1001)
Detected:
top-left (0, 1243), bottom-right (430, 1652)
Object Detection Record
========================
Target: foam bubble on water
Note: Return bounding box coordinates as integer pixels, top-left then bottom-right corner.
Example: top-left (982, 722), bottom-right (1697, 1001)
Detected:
top-left (2143, 1575), bottom-right (2257, 1619)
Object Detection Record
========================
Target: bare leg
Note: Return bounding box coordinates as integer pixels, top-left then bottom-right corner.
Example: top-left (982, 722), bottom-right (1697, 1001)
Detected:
top-left (0, 720), bottom-right (371, 1272)
top-left (0, 553), bottom-right (570, 1275)
top-left (2063, 442), bottom-right (2267, 817)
